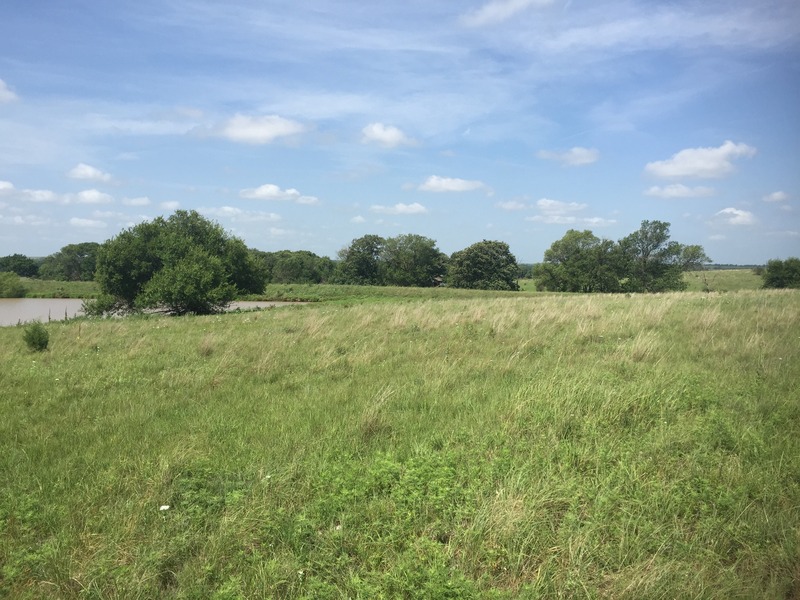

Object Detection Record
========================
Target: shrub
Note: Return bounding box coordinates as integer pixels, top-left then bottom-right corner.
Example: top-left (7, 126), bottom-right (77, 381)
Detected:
top-left (0, 272), bottom-right (26, 298)
top-left (23, 321), bottom-right (49, 352)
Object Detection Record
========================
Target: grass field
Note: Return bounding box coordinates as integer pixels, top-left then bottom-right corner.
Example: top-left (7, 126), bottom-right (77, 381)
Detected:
top-left (1, 289), bottom-right (798, 598)
top-left (18, 278), bottom-right (100, 299)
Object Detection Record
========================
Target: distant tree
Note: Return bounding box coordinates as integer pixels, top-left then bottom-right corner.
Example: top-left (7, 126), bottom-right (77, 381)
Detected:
top-left (533, 230), bottom-right (621, 293)
top-left (762, 257), bottom-right (800, 289)
top-left (335, 235), bottom-right (386, 285)
top-left (0, 253), bottom-right (39, 278)
top-left (381, 234), bottom-right (447, 287)
top-left (38, 242), bottom-right (100, 281)
top-left (255, 250), bottom-right (335, 284)
top-left (448, 240), bottom-right (520, 291)
top-left (92, 210), bottom-right (266, 315)
top-left (617, 220), bottom-right (708, 292)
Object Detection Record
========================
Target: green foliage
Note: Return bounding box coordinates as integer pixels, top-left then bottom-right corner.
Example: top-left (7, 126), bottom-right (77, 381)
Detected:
top-left (447, 240), bottom-right (520, 290)
top-left (0, 291), bottom-right (798, 597)
top-left (0, 271), bottom-right (27, 297)
top-left (38, 242), bottom-right (100, 281)
top-left (252, 249), bottom-right (334, 284)
top-left (0, 253), bottom-right (39, 277)
top-left (381, 234), bottom-right (447, 287)
top-left (335, 234), bottom-right (386, 285)
top-left (22, 321), bottom-right (49, 351)
top-left (536, 221), bottom-right (710, 293)
top-left (533, 230), bottom-right (621, 292)
top-left (762, 257), bottom-right (800, 289)
top-left (95, 210), bottom-right (266, 315)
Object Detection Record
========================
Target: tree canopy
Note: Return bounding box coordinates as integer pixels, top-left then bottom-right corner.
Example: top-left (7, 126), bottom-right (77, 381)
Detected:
top-left (448, 240), bottom-right (520, 291)
top-left (534, 221), bottom-right (710, 293)
top-left (0, 254), bottom-right (39, 278)
top-left (761, 257), bottom-right (800, 289)
top-left (92, 210), bottom-right (266, 315)
top-left (38, 242), bottom-right (100, 281)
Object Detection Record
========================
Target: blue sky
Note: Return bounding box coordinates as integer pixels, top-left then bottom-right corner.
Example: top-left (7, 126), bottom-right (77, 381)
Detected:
top-left (1, 0), bottom-right (798, 264)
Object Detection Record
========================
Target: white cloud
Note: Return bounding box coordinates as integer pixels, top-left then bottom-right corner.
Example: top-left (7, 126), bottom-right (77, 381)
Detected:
top-left (69, 217), bottom-right (106, 228)
top-left (361, 123), bottom-right (415, 148)
top-left (0, 79), bottom-right (18, 103)
top-left (240, 183), bottom-right (319, 205)
top-left (536, 198), bottom-right (587, 214)
top-left (762, 191), bottom-right (788, 203)
top-left (525, 197), bottom-right (614, 226)
top-left (497, 200), bottom-right (527, 211)
top-left (645, 184), bottom-right (715, 198)
top-left (461, 0), bottom-right (554, 27)
top-left (709, 234), bottom-right (726, 241)
top-left (23, 189), bottom-right (59, 203)
top-left (419, 175), bottom-right (488, 193)
top-left (160, 201), bottom-right (180, 211)
top-left (67, 189), bottom-right (114, 204)
top-left (68, 163), bottom-right (113, 182)
top-left (122, 196), bottom-right (151, 206)
top-left (715, 207), bottom-right (755, 225)
top-left (0, 180), bottom-right (14, 193)
top-left (370, 203), bottom-right (428, 215)
top-left (351, 215), bottom-right (366, 223)
top-left (201, 206), bottom-right (281, 223)
top-left (219, 114), bottom-right (306, 144)
top-left (536, 147), bottom-right (599, 167)
top-left (645, 141), bottom-right (756, 179)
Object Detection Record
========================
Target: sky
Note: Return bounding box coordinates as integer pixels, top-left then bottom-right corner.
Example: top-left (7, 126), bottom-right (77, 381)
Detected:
top-left (1, 0), bottom-right (799, 264)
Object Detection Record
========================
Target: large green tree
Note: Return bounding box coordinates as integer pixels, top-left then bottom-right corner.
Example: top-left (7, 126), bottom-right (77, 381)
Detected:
top-left (617, 220), bottom-right (709, 292)
top-left (532, 230), bottom-right (621, 293)
top-left (534, 221), bottom-right (710, 293)
top-left (93, 210), bottom-right (266, 315)
top-left (335, 235), bottom-right (386, 285)
top-left (0, 254), bottom-right (39, 278)
top-left (381, 234), bottom-right (447, 287)
top-left (448, 240), bottom-right (520, 291)
top-left (252, 250), bottom-right (334, 284)
top-left (38, 242), bottom-right (99, 281)
top-left (761, 257), bottom-right (800, 289)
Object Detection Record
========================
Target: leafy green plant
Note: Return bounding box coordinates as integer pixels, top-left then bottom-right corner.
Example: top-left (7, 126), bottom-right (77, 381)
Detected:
top-left (22, 321), bottom-right (49, 351)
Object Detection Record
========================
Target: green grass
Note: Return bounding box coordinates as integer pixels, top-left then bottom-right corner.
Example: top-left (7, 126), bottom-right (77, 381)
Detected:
top-left (1, 290), bottom-right (798, 598)
top-left (19, 278), bottom-right (100, 299)
top-left (683, 269), bottom-right (763, 292)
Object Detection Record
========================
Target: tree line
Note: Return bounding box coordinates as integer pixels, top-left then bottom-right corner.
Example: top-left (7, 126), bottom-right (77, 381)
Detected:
top-left (2, 211), bottom-right (798, 309)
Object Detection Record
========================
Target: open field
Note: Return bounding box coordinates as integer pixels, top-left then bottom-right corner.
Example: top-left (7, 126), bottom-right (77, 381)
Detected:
top-left (1, 290), bottom-right (798, 598)
top-left (683, 269), bottom-right (763, 293)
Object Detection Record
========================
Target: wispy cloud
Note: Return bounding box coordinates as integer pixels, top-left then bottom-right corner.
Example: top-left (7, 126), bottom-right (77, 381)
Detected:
top-left (645, 184), bottom-right (715, 198)
top-left (645, 141), bottom-right (756, 179)
top-left (69, 217), bottom-right (106, 228)
top-left (419, 176), bottom-right (488, 193)
top-left (361, 123), bottom-right (416, 148)
top-left (762, 191), bottom-right (788, 203)
top-left (370, 202), bottom-right (428, 215)
top-left (68, 163), bottom-right (113, 183)
top-left (461, 0), bottom-right (555, 27)
top-left (537, 147), bottom-right (599, 167)
top-left (0, 79), bottom-right (18, 103)
top-left (715, 207), bottom-right (755, 225)
top-left (201, 206), bottom-right (281, 223)
top-left (218, 114), bottom-right (306, 144)
top-left (240, 184), bottom-right (319, 205)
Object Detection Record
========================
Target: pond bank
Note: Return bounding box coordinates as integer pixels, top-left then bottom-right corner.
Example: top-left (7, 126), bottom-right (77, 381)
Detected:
top-left (0, 299), bottom-right (300, 327)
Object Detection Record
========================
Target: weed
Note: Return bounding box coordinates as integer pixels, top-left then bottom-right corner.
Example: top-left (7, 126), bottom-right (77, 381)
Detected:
top-left (22, 320), bottom-right (49, 351)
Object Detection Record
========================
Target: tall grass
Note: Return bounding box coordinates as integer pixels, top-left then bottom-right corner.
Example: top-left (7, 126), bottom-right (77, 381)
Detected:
top-left (1, 290), bottom-right (798, 598)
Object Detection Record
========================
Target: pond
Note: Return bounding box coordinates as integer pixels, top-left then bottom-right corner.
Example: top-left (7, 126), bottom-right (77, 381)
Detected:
top-left (0, 299), bottom-right (299, 327)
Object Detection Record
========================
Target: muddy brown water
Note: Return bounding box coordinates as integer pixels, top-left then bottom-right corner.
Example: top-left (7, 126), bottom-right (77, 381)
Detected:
top-left (0, 299), bottom-right (298, 327)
